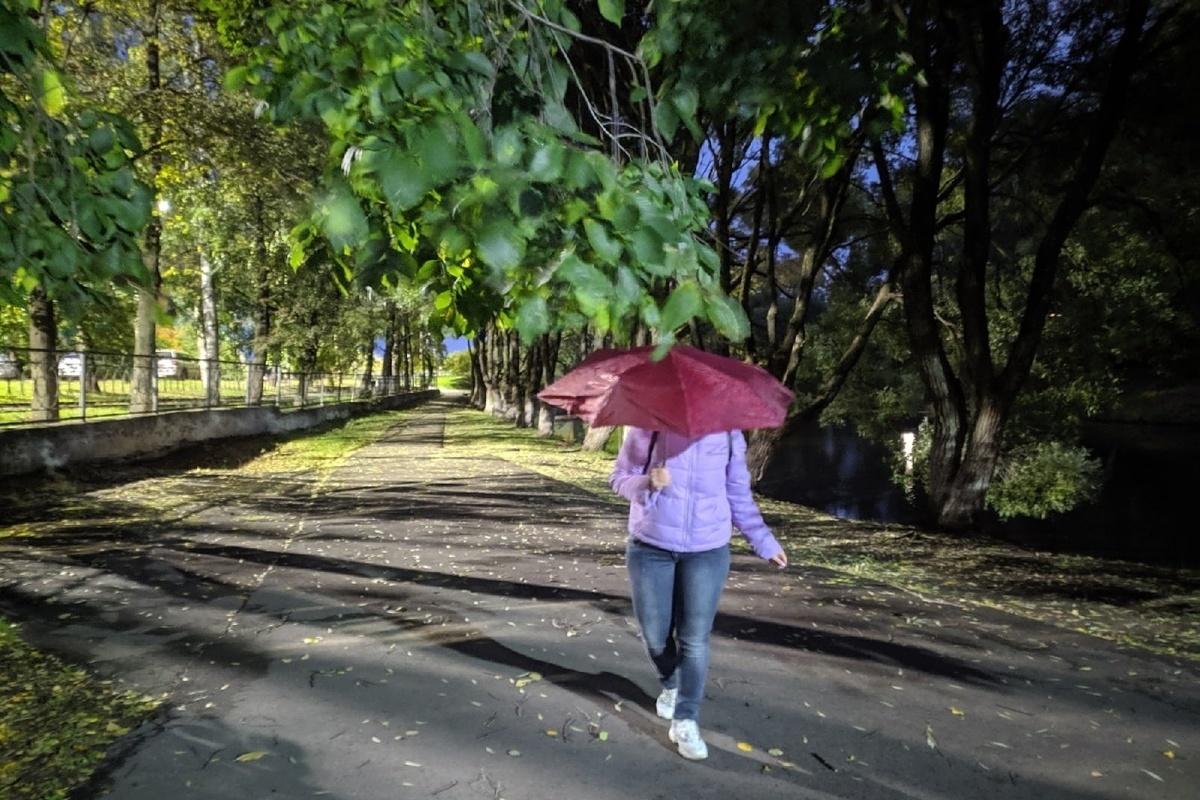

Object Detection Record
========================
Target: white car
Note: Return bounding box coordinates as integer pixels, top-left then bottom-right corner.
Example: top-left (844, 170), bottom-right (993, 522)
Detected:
top-left (0, 352), bottom-right (21, 379)
top-left (57, 352), bottom-right (83, 378)
top-left (156, 350), bottom-right (191, 379)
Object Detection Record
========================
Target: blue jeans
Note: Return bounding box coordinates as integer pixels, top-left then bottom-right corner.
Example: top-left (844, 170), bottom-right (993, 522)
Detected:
top-left (626, 538), bottom-right (730, 722)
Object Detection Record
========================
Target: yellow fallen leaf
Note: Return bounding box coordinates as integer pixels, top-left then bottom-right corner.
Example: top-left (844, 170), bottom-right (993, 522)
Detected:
top-left (545, 730), bottom-right (558, 737)
top-left (737, 742), bottom-right (753, 752)
top-left (950, 707), bottom-right (965, 717)
top-left (303, 637), bottom-right (322, 644)
top-left (768, 748), bottom-right (785, 757)
top-left (598, 731), bottom-right (609, 741)
top-left (235, 751), bottom-right (268, 762)
top-left (1163, 750), bottom-right (1175, 759)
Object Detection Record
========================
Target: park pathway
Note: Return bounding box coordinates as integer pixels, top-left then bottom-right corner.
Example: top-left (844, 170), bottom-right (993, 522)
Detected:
top-left (1, 396), bottom-right (1197, 800)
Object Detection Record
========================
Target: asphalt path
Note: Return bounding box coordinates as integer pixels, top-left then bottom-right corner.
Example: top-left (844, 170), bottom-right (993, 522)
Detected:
top-left (1, 396), bottom-right (1197, 800)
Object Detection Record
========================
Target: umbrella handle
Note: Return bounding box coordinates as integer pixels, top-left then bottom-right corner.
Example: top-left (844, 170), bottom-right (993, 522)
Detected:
top-left (641, 431), bottom-right (661, 475)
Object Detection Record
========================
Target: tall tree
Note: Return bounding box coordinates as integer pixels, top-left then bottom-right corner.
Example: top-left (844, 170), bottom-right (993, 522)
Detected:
top-left (1, 0), bottom-right (152, 420)
top-left (872, 0), bottom-right (1170, 527)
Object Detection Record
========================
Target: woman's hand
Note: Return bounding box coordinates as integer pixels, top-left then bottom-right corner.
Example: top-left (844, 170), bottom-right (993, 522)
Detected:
top-left (648, 466), bottom-right (672, 491)
top-left (768, 552), bottom-right (788, 569)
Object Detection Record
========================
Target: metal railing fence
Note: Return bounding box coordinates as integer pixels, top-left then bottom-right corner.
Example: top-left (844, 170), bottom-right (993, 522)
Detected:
top-left (0, 346), bottom-right (427, 427)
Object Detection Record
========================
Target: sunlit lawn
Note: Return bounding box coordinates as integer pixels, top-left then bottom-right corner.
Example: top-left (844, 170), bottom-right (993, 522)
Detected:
top-left (0, 376), bottom-right (309, 425)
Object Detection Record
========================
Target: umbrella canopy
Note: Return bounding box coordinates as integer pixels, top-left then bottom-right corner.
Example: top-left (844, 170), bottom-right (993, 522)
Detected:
top-left (537, 345), bottom-right (794, 437)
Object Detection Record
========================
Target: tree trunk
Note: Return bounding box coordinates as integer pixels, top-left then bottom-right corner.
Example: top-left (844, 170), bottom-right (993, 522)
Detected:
top-left (131, 3), bottom-right (162, 415)
top-left (933, 400), bottom-right (1006, 528)
top-left (744, 427), bottom-right (784, 485)
top-left (522, 334), bottom-right (543, 429)
top-left (468, 340), bottom-right (485, 408)
top-left (28, 287), bottom-right (58, 422)
top-left (481, 327), bottom-right (503, 415)
top-left (582, 425), bottom-right (616, 452)
top-left (246, 197), bottom-right (271, 406)
top-left (130, 277), bottom-right (159, 414)
top-left (198, 249), bottom-right (219, 406)
top-left (401, 318), bottom-right (412, 391)
top-left (507, 331), bottom-right (523, 424)
top-left (361, 347), bottom-right (375, 396)
top-left (534, 332), bottom-right (562, 436)
top-left (381, 300), bottom-right (396, 394)
top-left (297, 309), bottom-right (321, 406)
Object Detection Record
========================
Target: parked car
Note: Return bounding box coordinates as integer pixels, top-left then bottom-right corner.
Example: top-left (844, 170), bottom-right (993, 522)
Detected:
top-left (0, 351), bottom-right (22, 379)
top-left (57, 352), bottom-right (83, 378)
top-left (156, 349), bottom-right (190, 379)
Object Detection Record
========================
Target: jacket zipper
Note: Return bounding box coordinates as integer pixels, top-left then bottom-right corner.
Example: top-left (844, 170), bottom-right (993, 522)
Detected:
top-left (682, 434), bottom-right (697, 549)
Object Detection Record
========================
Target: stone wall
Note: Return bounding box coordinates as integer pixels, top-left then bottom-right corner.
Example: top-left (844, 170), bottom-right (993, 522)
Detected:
top-left (0, 391), bottom-right (438, 478)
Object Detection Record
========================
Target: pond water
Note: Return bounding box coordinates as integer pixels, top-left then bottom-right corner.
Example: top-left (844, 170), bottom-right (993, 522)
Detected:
top-left (756, 422), bottom-right (928, 526)
top-left (756, 419), bottom-right (1200, 563)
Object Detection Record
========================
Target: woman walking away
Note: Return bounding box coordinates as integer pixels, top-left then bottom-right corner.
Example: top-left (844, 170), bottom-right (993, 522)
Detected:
top-left (610, 427), bottom-right (788, 760)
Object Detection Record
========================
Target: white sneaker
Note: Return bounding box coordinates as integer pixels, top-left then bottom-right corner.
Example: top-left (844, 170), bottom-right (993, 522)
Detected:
top-left (655, 687), bottom-right (678, 719)
top-left (668, 719), bottom-right (708, 760)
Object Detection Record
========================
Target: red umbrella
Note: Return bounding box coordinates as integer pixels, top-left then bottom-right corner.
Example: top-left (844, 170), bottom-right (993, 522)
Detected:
top-left (537, 345), bottom-right (794, 437)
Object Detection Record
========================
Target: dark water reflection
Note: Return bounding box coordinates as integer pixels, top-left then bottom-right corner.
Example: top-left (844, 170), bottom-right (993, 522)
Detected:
top-left (756, 422), bottom-right (928, 526)
top-left (755, 419), bottom-right (1199, 564)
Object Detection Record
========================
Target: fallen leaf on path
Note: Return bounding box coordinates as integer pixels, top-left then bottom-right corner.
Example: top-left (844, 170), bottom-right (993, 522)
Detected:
top-left (737, 742), bottom-right (753, 752)
top-left (1141, 769), bottom-right (1163, 782)
top-left (235, 751), bottom-right (268, 762)
top-left (768, 748), bottom-right (785, 757)
top-left (949, 707), bottom-right (965, 717)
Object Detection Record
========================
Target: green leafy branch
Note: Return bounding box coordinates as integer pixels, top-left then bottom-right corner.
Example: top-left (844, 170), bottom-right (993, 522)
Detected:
top-left (219, 0), bottom-right (748, 343)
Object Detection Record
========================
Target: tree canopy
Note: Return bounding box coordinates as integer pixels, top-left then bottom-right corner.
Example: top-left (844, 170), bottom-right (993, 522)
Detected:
top-left (1, 0), bottom-right (152, 315)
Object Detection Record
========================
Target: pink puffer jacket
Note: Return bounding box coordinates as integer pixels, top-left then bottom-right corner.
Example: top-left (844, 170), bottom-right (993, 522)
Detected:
top-left (609, 427), bottom-right (783, 559)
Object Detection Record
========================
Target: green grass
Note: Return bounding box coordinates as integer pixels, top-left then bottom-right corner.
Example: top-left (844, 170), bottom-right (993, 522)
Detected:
top-left (241, 409), bottom-right (414, 474)
top-left (0, 617), bottom-right (159, 800)
top-left (0, 376), bottom-right (363, 425)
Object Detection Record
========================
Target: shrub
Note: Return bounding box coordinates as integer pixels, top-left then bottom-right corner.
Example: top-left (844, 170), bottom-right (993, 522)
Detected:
top-left (986, 440), bottom-right (1103, 520)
